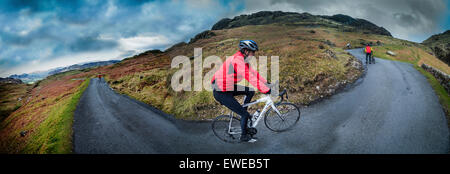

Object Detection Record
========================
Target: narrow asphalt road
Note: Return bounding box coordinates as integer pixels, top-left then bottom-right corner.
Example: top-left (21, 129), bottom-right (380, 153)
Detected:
top-left (73, 49), bottom-right (449, 154)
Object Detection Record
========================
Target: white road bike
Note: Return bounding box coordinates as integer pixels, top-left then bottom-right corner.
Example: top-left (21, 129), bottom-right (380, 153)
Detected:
top-left (212, 86), bottom-right (301, 143)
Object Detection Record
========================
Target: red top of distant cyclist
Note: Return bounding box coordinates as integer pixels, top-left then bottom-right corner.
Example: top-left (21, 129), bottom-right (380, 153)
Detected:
top-left (365, 45), bottom-right (372, 53)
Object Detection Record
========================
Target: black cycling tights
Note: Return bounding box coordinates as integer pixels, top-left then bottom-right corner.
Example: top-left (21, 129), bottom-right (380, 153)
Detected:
top-left (366, 52), bottom-right (372, 63)
top-left (213, 85), bottom-right (255, 136)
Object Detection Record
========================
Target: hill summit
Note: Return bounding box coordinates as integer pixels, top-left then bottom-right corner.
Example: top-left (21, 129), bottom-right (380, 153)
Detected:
top-left (423, 30), bottom-right (450, 65)
top-left (211, 11), bottom-right (392, 37)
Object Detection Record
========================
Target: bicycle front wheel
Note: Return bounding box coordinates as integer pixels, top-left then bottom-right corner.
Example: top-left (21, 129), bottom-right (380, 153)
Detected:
top-left (211, 115), bottom-right (241, 143)
top-left (264, 103), bottom-right (300, 132)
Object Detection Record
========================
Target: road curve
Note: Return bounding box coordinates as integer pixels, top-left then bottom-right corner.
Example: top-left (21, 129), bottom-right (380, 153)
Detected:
top-left (73, 49), bottom-right (449, 154)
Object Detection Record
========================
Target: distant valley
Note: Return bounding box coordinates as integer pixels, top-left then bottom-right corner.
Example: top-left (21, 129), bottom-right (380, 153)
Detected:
top-left (6, 60), bottom-right (120, 84)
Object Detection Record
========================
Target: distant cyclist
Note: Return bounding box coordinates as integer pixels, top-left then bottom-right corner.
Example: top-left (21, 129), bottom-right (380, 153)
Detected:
top-left (365, 44), bottom-right (373, 64)
top-left (211, 40), bottom-right (271, 142)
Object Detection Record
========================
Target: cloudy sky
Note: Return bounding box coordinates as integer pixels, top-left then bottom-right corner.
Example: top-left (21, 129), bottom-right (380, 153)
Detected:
top-left (0, 0), bottom-right (449, 77)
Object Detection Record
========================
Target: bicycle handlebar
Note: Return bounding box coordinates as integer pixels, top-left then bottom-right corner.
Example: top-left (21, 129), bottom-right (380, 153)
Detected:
top-left (266, 80), bottom-right (288, 103)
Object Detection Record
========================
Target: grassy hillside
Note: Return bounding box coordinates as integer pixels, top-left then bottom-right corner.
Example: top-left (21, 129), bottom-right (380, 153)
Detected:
top-left (422, 30), bottom-right (450, 65)
top-left (99, 23), bottom-right (449, 121)
top-left (0, 71), bottom-right (90, 153)
top-left (100, 24), bottom-right (368, 120)
top-left (371, 43), bottom-right (449, 74)
top-left (0, 83), bottom-right (32, 122)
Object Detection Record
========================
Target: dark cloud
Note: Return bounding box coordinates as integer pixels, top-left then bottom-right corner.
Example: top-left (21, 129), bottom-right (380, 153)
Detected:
top-left (69, 36), bottom-right (119, 52)
top-left (0, 0), bottom-right (243, 77)
top-left (393, 13), bottom-right (419, 27)
top-left (0, 32), bottom-right (33, 46)
top-left (0, 0), bottom-right (85, 13)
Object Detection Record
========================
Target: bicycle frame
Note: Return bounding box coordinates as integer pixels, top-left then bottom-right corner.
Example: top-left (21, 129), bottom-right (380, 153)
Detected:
top-left (227, 95), bottom-right (283, 134)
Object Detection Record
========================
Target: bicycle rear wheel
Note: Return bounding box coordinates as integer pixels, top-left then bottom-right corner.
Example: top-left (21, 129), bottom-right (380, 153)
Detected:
top-left (264, 102), bottom-right (300, 132)
top-left (211, 115), bottom-right (241, 143)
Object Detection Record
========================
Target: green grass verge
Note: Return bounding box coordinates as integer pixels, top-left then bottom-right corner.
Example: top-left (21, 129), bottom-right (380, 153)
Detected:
top-left (21, 79), bottom-right (90, 154)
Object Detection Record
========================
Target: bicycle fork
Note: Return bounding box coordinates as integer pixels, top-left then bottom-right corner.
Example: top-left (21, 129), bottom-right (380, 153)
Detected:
top-left (271, 103), bottom-right (285, 121)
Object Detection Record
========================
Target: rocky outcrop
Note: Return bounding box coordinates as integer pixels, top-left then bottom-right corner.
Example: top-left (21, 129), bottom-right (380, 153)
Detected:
top-left (430, 45), bottom-right (450, 65)
top-left (321, 14), bottom-right (392, 36)
top-left (376, 40), bottom-right (382, 46)
top-left (212, 11), bottom-right (315, 30)
top-left (211, 11), bottom-right (392, 37)
top-left (386, 51), bottom-right (396, 56)
top-left (423, 30), bottom-right (450, 65)
top-left (422, 64), bottom-right (450, 93)
top-left (189, 30), bottom-right (216, 44)
top-left (0, 77), bottom-right (23, 84)
top-left (136, 49), bottom-right (163, 57)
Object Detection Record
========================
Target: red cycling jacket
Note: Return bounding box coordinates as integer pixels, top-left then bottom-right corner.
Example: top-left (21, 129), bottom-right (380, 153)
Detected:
top-left (211, 51), bottom-right (270, 93)
top-left (365, 46), bottom-right (372, 53)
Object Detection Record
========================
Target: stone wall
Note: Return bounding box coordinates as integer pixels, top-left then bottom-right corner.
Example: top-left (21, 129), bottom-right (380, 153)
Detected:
top-left (421, 64), bottom-right (450, 93)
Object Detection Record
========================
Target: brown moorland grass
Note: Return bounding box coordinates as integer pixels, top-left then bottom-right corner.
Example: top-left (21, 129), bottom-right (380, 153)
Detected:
top-left (0, 73), bottom-right (88, 153)
top-left (0, 83), bottom-right (32, 122)
top-left (101, 24), bottom-right (364, 120)
top-left (99, 24), bottom-right (448, 121)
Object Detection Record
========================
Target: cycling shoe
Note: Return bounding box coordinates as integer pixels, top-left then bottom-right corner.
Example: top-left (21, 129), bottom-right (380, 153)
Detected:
top-left (240, 134), bottom-right (257, 143)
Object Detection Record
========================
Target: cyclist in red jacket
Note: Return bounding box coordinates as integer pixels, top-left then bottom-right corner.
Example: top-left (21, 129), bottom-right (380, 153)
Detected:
top-left (211, 40), bottom-right (271, 142)
top-left (365, 44), bottom-right (372, 64)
